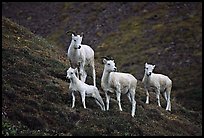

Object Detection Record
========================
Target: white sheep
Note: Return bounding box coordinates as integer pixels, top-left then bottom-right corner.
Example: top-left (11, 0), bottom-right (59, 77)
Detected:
top-left (101, 58), bottom-right (137, 117)
top-left (67, 32), bottom-right (96, 86)
top-left (66, 67), bottom-right (105, 111)
top-left (142, 63), bottom-right (172, 111)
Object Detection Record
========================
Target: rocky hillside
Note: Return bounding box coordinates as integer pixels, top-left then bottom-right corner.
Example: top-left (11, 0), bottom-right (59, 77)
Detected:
top-left (2, 2), bottom-right (202, 136)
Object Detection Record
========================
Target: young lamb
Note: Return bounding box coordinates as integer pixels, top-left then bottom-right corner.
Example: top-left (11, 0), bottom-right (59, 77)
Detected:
top-left (101, 58), bottom-right (137, 117)
top-left (66, 67), bottom-right (105, 111)
top-left (142, 63), bottom-right (172, 111)
top-left (67, 32), bottom-right (96, 86)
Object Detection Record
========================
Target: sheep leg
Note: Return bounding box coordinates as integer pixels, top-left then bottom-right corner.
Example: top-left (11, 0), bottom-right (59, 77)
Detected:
top-left (156, 89), bottom-right (161, 107)
top-left (105, 92), bottom-right (110, 110)
top-left (82, 63), bottom-right (87, 82)
top-left (116, 90), bottom-right (122, 111)
top-left (162, 91), bottom-right (167, 101)
top-left (127, 92), bottom-right (132, 103)
top-left (95, 99), bottom-right (103, 110)
top-left (79, 63), bottom-right (84, 82)
top-left (95, 99), bottom-right (105, 111)
top-left (130, 89), bottom-right (136, 117)
top-left (93, 91), bottom-right (105, 111)
top-left (80, 91), bottom-right (86, 109)
top-left (96, 95), bottom-right (105, 111)
top-left (165, 88), bottom-right (171, 111)
top-left (145, 87), bottom-right (149, 104)
top-left (79, 63), bottom-right (87, 83)
top-left (71, 92), bottom-right (75, 108)
top-left (166, 100), bottom-right (171, 111)
top-left (91, 62), bottom-right (96, 87)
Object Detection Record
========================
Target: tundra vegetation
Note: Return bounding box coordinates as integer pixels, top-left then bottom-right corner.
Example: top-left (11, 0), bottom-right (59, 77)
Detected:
top-left (2, 2), bottom-right (202, 136)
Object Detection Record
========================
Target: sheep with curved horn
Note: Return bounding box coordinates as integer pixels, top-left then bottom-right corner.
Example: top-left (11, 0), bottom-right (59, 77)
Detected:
top-left (67, 32), bottom-right (96, 86)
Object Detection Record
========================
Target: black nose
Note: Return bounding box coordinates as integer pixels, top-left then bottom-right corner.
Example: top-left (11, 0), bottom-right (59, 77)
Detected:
top-left (66, 76), bottom-right (70, 82)
top-left (78, 45), bottom-right (81, 49)
top-left (147, 72), bottom-right (151, 76)
top-left (114, 67), bottom-right (117, 72)
top-left (67, 78), bottom-right (71, 83)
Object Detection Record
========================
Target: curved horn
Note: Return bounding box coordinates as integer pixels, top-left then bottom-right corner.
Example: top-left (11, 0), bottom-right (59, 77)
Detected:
top-left (101, 56), bottom-right (108, 64)
top-left (66, 31), bottom-right (76, 36)
top-left (109, 56), bottom-right (114, 60)
top-left (107, 55), bottom-right (114, 60)
top-left (101, 56), bottom-right (109, 60)
top-left (101, 56), bottom-right (114, 60)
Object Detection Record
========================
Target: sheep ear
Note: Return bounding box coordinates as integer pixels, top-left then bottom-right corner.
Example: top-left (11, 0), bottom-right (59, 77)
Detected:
top-left (153, 65), bottom-right (156, 68)
top-left (103, 59), bottom-right (107, 64)
top-left (72, 34), bottom-right (75, 37)
top-left (145, 63), bottom-right (148, 66)
top-left (80, 32), bottom-right (84, 37)
top-left (74, 68), bottom-right (78, 72)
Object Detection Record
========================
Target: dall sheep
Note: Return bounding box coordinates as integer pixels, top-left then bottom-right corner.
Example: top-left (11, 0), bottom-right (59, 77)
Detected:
top-left (142, 63), bottom-right (172, 111)
top-left (67, 32), bottom-right (96, 86)
top-left (66, 67), bottom-right (105, 111)
top-left (101, 58), bottom-right (137, 117)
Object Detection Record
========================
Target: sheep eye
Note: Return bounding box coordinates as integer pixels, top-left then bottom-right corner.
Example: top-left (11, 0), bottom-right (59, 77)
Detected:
top-left (74, 40), bottom-right (76, 42)
top-left (107, 63), bottom-right (110, 65)
top-left (71, 72), bottom-right (73, 74)
top-left (145, 67), bottom-right (148, 70)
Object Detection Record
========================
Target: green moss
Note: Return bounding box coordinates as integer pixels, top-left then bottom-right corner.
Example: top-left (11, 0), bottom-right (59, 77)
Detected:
top-left (2, 119), bottom-right (18, 136)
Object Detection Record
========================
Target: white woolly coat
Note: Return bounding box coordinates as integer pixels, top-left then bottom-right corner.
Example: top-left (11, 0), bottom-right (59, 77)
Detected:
top-left (142, 73), bottom-right (172, 92)
top-left (102, 72), bottom-right (137, 94)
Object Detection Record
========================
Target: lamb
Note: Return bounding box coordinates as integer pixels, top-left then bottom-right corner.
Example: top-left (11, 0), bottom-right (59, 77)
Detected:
top-left (67, 32), bottom-right (96, 86)
top-left (101, 58), bottom-right (137, 117)
top-left (142, 63), bottom-right (172, 111)
top-left (66, 67), bottom-right (105, 111)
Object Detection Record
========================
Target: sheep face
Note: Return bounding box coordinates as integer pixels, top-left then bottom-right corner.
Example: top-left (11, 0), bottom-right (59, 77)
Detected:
top-left (145, 63), bottom-right (155, 77)
top-left (71, 34), bottom-right (82, 49)
top-left (66, 67), bottom-right (78, 80)
top-left (103, 59), bottom-right (117, 73)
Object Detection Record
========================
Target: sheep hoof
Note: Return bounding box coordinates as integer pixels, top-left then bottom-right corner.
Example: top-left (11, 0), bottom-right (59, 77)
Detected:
top-left (166, 109), bottom-right (171, 111)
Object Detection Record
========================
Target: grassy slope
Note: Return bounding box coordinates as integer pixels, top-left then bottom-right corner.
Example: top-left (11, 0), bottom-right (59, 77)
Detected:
top-left (43, 2), bottom-right (202, 111)
top-left (2, 15), bottom-right (202, 136)
top-left (2, 17), bottom-right (69, 135)
top-left (94, 2), bottom-right (202, 111)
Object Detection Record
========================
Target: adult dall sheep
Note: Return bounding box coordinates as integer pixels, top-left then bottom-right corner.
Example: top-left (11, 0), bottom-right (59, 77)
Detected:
top-left (101, 58), bottom-right (137, 117)
top-left (67, 32), bottom-right (96, 86)
top-left (66, 67), bottom-right (105, 111)
top-left (142, 63), bottom-right (172, 111)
